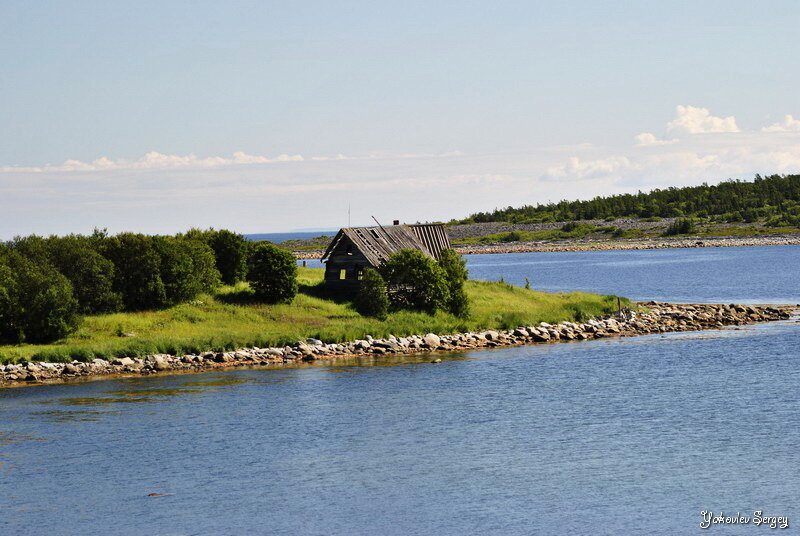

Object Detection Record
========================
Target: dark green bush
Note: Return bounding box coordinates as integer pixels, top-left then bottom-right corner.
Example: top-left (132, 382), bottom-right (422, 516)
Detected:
top-left (380, 249), bottom-right (449, 314)
top-left (438, 248), bottom-right (470, 318)
top-left (664, 218), bottom-right (696, 236)
top-left (353, 267), bottom-right (389, 320)
top-left (500, 231), bottom-right (523, 243)
top-left (247, 242), bottom-right (298, 303)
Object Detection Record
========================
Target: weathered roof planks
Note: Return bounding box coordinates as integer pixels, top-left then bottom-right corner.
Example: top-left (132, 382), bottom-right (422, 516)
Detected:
top-left (321, 223), bottom-right (451, 268)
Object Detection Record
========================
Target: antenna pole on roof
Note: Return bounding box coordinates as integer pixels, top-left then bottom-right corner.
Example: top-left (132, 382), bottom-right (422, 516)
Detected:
top-left (371, 215), bottom-right (387, 232)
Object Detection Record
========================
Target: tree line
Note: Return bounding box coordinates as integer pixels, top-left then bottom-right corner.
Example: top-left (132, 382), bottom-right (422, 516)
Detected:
top-left (0, 229), bottom-right (296, 344)
top-left (453, 174), bottom-right (800, 226)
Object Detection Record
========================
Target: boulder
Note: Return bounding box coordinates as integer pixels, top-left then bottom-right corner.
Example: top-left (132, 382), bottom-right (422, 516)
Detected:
top-left (423, 333), bottom-right (441, 347)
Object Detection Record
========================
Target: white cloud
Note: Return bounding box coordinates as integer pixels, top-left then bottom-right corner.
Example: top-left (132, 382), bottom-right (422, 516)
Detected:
top-left (0, 151), bottom-right (305, 173)
top-left (1, 150), bottom-right (470, 173)
top-left (667, 105), bottom-right (740, 134)
top-left (634, 132), bottom-right (678, 146)
top-left (762, 114), bottom-right (800, 132)
top-left (544, 156), bottom-right (634, 180)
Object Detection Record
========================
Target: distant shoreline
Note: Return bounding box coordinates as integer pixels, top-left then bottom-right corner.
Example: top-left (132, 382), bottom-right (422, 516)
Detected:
top-left (292, 234), bottom-right (800, 259)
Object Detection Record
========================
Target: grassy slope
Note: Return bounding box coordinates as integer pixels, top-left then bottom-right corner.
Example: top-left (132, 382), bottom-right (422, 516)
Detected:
top-left (0, 267), bottom-right (632, 364)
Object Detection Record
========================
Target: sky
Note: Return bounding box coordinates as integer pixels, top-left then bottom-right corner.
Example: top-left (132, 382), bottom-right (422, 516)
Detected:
top-left (2, 0), bottom-right (800, 237)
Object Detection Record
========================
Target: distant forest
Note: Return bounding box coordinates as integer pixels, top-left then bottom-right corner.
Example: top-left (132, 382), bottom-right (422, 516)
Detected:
top-left (453, 174), bottom-right (800, 227)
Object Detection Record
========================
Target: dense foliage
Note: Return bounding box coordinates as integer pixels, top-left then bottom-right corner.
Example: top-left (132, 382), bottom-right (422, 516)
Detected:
top-left (0, 250), bottom-right (79, 343)
top-left (353, 267), bottom-right (389, 320)
top-left (454, 174), bottom-right (800, 225)
top-left (247, 242), bottom-right (298, 304)
top-left (379, 249), bottom-right (450, 314)
top-left (0, 229), bottom-right (239, 344)
top-left (437, 248), bottom-right (470, 318)
top-left (182, 228), bottom-right (249, 285)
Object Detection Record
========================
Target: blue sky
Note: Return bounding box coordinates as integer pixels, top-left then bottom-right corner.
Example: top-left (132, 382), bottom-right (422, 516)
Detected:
top-left (2, 1), bottom-right (800, 236)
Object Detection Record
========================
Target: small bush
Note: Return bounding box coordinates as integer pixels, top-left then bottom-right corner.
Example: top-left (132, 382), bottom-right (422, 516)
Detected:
top-left (499, 231), bottom-right (523, 243)
top-left (353, 268), bottom-right (389, 320)
top-left (664, 218), bottom-right (696, 236)
top-left (247, 243), bottom-right (298, 304)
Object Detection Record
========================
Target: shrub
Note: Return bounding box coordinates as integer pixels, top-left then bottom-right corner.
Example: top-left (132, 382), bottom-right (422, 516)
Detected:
top-left (500, 231), bottom-right (522, 243)
top-left (353, 267), bottom-right (389, 320)
top-left (438, 248), bottom-right (470, 318)
top-left (380, 249), bottom-right (449, 314)
top-left (248, 242), bottom-right (298, 303)
top-left (664, 218), bottom-right (696, 236)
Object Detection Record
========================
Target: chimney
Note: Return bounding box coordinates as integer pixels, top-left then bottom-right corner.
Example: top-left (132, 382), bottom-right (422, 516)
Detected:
top-left (393, 220), bottom-right (400, 225)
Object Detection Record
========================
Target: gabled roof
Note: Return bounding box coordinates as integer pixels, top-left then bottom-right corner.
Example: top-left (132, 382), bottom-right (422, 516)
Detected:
top-left (321, 223), bottom-right (450, 267)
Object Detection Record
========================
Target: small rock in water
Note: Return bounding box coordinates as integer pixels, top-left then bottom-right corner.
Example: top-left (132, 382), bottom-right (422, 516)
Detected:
top-left (431, 358), bottom-right (442, 363)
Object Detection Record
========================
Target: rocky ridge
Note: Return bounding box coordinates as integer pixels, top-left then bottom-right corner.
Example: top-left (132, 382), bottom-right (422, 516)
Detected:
top-left (1, 303), bottom-right (794, 387)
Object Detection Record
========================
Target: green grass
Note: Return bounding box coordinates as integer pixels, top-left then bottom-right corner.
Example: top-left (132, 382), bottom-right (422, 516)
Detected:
top-left (695, 225), bottom-right (800, 237)
top-left (0, 267), bottom-right (634, 364)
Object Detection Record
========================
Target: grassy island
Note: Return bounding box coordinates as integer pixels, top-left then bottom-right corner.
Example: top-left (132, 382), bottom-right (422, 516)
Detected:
top-left (0, 267), bottom-right (631, 364)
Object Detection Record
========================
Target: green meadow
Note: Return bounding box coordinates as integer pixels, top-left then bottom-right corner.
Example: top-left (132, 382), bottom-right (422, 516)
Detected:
top-left (0, 267), bottom-right (633, 364)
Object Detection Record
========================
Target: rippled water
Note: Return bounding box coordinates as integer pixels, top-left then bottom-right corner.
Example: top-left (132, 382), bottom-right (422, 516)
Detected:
top-left (3, 247), bottom-right (800, 535)
top-left (303, 244), bottom-right (800, 304)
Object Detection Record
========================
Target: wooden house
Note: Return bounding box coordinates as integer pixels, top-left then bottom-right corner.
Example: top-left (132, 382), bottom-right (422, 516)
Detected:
top-left (321, 222), bottom-right (451, 293)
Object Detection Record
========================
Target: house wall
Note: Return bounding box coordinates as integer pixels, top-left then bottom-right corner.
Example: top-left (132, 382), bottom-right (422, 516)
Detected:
top-left (323, 236), bottom-right (373, 293)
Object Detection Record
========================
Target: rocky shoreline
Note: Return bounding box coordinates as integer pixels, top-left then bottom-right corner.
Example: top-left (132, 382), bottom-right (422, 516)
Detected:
top-left (451, 234), bottom-right (800, 255)
top-left (292, 234), bottom-right (800, 259)
top-left (1, 303), bottom-right (795, 387)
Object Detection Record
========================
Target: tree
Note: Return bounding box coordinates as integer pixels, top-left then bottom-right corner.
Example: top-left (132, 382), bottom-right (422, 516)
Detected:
top-left (155, 237), bottom-right (221, 305)
top-left (353, 267), bottom-right (389, 320)
top-left (0, 261), bottom-right (20, 342)
top-left (380, 249), bottom-right (449, 314)
top-left (0, 251), bottom-right (79, 343)
top-left (100, 233), bottom-right (167, 310)
top-left (45, 237), bottom-right (122, 314)
top-left (181, 239), bottom-right (223, 294)
top-left (437, 248), bottom-right (470, 318)
top-left (247, 242), bottom-right (298, 303)
top-left (183, 228), bottom-right (249, 285)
